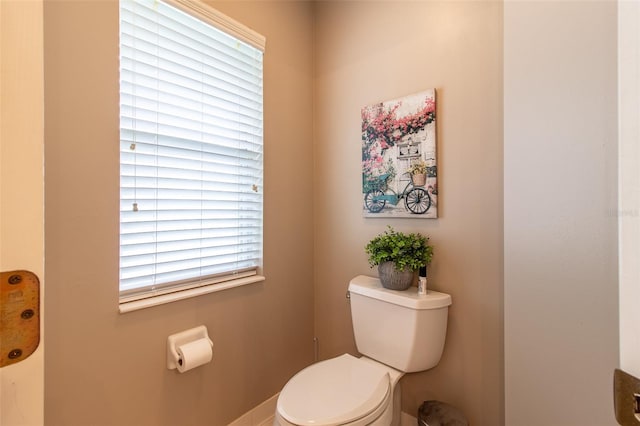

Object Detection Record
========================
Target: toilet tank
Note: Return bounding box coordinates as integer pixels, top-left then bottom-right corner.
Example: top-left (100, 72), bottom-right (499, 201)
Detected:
top-left (348, 275), bottom-right (452, 373)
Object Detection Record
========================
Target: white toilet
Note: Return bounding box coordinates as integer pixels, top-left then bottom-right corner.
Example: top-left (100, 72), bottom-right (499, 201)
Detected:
top-left (274, 275), bottom-right (452, 426)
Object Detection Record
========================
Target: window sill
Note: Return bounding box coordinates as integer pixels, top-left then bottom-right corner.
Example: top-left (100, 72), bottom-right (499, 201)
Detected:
top-left (118, 275), bottom-right (266, 314)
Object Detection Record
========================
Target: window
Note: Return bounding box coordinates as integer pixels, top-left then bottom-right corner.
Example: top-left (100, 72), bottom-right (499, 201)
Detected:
top-left (119, 0), bottom-right (265, 311)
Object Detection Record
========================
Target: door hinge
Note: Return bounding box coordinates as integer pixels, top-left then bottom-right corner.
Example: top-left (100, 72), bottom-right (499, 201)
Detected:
top-left (614, 368), bottom-right (640, 425)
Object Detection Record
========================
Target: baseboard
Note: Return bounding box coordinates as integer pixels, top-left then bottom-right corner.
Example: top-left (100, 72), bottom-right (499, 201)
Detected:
top-left (401, 411), bottom-right (418, 425)
top-left (228, 393), bottom-right (278, 426)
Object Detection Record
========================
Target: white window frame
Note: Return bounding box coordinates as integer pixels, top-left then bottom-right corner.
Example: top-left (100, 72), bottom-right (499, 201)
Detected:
top-left (118, 0), bottom-right (266, 313)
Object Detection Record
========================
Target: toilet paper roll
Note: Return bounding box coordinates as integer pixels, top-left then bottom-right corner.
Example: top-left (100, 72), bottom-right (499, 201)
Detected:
top-left (176, 338), bottom-right (213, 373)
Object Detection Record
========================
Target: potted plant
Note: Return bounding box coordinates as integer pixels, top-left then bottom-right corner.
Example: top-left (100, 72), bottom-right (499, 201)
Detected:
top-left (365, 226), bottom-right (433, 290)
top-left (407, 159), bottom-right (428, 187)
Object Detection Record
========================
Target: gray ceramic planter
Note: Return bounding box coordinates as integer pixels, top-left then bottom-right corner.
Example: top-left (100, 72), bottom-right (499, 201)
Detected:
top-left (378, 261), bottom-right (414, 290)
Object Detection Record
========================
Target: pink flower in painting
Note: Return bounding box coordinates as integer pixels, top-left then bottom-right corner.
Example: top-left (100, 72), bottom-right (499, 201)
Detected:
top-left (362, 94), bottom-right (435, 184)
top-left (362, 96), bottom-right (435, 149)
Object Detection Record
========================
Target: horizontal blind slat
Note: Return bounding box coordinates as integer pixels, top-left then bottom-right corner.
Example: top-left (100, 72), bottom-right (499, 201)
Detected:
top-left (120, 97), bottom-right (263, 134)
top-left (120, 130), bottom-right (263, 153)
top-left (119, 32), bottom-right (263, 90)
top-left (120, 63), bottom-right (262, 111)
top-left (120, 265), bottom-right (259, 293)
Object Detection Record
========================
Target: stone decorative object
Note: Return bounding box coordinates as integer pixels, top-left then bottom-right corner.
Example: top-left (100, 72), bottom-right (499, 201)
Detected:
top-left (418, 400), bottom-right (468, 426)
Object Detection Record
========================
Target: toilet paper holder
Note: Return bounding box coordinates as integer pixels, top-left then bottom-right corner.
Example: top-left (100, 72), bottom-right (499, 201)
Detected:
top-left (167, 325), bottom-right (213, 370)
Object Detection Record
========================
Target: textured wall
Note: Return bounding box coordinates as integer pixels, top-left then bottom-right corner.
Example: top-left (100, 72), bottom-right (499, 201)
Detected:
top-left (43, 1), bottom-right (314, 425)
top-left (313, 2), bottom-right (504, 424)
top-left (504, 2), bottom-right (619, 425)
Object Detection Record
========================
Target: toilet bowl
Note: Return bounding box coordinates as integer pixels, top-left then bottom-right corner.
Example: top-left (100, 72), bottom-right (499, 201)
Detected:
top-left (275, 354), bottom-right (403, 426)
top-left (274, 275), bottom-right (452, 426)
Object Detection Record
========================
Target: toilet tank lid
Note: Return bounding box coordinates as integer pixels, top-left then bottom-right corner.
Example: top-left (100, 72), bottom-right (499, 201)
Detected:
top-left (348, 275), bottom-right (452, 310)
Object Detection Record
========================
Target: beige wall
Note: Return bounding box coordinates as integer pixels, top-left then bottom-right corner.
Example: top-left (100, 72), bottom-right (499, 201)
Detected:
top-left (43, 1), bottom-right (314, 425)
top-left (313, 2), bottom-right (503, 425)
top-left (504, 2), bottom-right (618, 425)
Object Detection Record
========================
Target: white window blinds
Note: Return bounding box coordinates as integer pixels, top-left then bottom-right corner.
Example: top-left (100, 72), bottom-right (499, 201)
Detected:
top-left (119, 0), bottom-right (264, 301)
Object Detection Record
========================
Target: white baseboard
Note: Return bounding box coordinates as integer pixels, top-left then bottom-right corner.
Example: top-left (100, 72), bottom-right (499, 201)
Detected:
top-left (401, 411), bottom-right (418, 425)
top-left (228, 393), bottom-right (278, 426)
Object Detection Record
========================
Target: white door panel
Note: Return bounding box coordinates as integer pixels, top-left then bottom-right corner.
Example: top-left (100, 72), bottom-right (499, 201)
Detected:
top-left (0, 1), bottom-right (45, 424)
top-left (619, 0), bottom-right (640, 379)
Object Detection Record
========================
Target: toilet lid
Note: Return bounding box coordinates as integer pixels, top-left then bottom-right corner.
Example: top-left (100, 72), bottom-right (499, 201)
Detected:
top-left (277, 354), bottom-right (390, 426)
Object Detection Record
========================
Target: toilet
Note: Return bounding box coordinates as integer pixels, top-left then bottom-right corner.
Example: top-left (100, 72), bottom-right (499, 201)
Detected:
top-left (275, 275), bottom-right (452, 426)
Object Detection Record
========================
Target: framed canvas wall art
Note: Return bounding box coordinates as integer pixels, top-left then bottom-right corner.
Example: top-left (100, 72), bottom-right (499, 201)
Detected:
top-left (362, 89), bottom-right (437, 218)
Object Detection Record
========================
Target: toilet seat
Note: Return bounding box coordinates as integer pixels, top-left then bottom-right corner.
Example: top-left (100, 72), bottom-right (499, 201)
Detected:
top-left (276, 354), bottom-right (391, 426)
